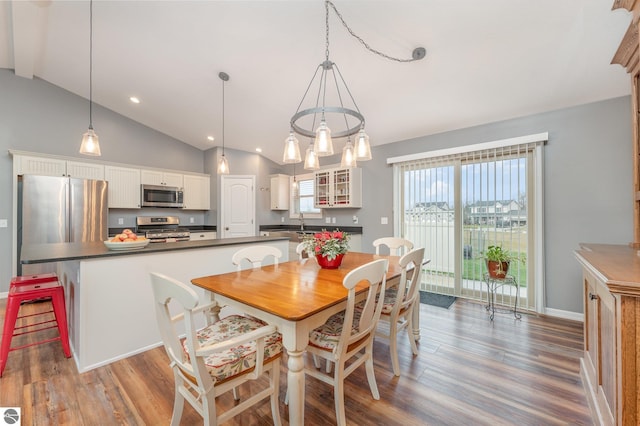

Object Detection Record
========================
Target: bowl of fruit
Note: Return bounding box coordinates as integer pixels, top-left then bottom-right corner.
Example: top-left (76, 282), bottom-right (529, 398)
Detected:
top-left (104, 229), bottom-right (149, 250)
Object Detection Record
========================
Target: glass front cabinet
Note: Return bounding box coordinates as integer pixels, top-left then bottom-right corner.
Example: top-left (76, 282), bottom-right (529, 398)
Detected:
top-left (314, 168), bottom-right (362, 208)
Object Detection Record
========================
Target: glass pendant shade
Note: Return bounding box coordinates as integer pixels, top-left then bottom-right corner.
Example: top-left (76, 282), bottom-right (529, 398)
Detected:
top-left (79, 127), bottom-right (101, 156)
top-left (340, 139), bottom-right (357, 168)
top-left (283, 132), bottom-right (302, 163)
top-left (314, 120), bottom-right (334, 156)
top-left (355, 129), bottom-right (372, 161)
top-left (304, 146), bottom-right (320, 170)
top-left (217, 154), bottom-right (230, 175)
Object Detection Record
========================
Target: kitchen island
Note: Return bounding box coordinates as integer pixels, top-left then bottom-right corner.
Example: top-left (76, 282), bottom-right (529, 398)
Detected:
top-left (21, 236), bottom-right (289, 372)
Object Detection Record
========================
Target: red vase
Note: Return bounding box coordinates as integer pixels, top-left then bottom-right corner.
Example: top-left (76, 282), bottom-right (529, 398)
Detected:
top-left (316, 253), bottom-right (345, 269)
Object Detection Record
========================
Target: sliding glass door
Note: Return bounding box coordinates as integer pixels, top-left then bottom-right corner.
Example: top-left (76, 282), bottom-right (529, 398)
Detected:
top-left (396, 142), bottom-right (540, 311)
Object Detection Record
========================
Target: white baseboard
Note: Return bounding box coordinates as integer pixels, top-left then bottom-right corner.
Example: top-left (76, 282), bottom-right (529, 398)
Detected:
top-left (544, 307), bottom-right (583, 322)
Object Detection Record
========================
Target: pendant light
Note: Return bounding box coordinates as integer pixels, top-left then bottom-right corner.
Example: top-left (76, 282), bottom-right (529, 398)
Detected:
top-left (283, 131), bottom-right (301, 163)
top-left (354, 128), bottom-right (372, 161)
top-left (285, 0), bottom-right (425, 169)
top-left (340, 137), bottom-right (356, 168)
top-left (217, 72), bottom-right (230, 175)
top-left (79, 0), bottom-right (101, 156)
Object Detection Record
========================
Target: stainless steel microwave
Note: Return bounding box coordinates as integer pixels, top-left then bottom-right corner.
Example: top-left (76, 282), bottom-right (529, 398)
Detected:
top-left (141, 184), bottom-right (184, 208)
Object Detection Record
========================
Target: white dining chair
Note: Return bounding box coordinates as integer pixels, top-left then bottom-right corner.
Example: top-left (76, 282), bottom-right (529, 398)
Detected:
top-left (375, 247), bottom-right (427, 376)
top-left (149, 272), bottom-right (283, 426)
top-left (295, 242), bottom-right (307, 260)
top-left (373, 237), bottom-right (414, 256)
top-left (232, 245), bottom-right (282, 270)
top-left (303, 258), bottom-right (388, 426)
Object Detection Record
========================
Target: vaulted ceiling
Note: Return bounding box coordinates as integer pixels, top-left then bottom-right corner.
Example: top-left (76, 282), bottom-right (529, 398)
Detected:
top-left (0, 1), bottom-right (632, 164)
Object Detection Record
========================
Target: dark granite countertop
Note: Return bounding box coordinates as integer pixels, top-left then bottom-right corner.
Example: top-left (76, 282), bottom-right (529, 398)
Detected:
top-left (258, 224), bottom-right (362, 234)
top-left (108, 225), bottom-right (216, 236)
top-left (21, 235), bottom-right (288, 264)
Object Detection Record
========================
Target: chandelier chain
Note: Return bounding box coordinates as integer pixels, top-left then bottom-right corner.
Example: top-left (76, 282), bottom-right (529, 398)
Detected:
top-left (325, 1), bottom-right (330, 62)
top-left (326, 0), bottom-right (420, 63)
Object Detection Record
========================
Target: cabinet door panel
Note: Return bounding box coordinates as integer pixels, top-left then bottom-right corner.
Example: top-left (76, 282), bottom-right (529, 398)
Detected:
top-left (105, 166), bottom-right (141, 209)
top-left (66, 161), bottom-right (105, 180)
top-left (18, 156), bottom-right (66, 176)
top-left (597, 282), bottom-right (617, 424)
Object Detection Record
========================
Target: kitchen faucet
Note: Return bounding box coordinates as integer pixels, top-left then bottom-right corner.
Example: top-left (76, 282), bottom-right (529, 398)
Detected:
top-left (299, 212), bottom-right (304, 231)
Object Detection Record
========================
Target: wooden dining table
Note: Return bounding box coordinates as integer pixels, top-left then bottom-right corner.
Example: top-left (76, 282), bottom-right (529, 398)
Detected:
top-left (191, 251), bottom-right (403, 426)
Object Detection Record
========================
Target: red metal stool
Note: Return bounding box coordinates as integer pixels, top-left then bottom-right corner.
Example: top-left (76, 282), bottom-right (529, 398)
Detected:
top-left (0, 274), bottom-right (72, 377)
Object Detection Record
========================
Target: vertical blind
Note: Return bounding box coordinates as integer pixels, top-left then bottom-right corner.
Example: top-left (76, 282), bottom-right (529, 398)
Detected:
top-left (395, 142), bottom-right (539, 309)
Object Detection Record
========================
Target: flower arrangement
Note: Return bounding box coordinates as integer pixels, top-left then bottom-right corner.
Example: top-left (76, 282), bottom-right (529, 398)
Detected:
top-left (303, 229), bottom-right (350, 261)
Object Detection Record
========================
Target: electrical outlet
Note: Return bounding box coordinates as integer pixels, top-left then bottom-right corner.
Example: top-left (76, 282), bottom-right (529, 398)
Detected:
top-left (353, 215), bottom-right (358, 224)
top-left (118, 218), bottom-right (124, 225)
top-left (381, 217), bottom-right (388, 225)
top-left (332, 217), bottom-right (336, 224)
top-left (190, 217), bottom-right (195, 224)
top-left (325, 217), bottom-right (331, 224)
top-left (0, 219), bottom-right (7, 228)
top-left (281, 216), bottom-right (285, 223)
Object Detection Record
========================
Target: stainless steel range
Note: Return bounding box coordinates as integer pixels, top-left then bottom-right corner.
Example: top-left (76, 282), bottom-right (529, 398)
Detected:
top-left (136, 216), bottom-right (190, 243)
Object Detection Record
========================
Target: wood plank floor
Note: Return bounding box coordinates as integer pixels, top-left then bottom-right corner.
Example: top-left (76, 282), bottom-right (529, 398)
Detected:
top-left (0, 297), bottom-right (593, 425)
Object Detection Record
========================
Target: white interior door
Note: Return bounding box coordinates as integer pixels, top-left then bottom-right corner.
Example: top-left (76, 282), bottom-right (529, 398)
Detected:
top-left (220, 175), bottom-right (255, 238)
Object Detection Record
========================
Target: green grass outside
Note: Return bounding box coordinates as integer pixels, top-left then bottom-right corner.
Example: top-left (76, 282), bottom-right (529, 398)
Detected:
top-left (423, 257), bottom-right (527, 288)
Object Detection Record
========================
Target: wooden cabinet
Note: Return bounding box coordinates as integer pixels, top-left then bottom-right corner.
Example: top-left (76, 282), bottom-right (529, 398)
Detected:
top-left (140, 169), bottom-right (183, 188)
top-left (314, 168), bottom-right (362, 208)
top-left (576, 244), bottom-right (640, 425)
top-left (270, 174), bottom-right (289, 210)
top-left (105, 166), bottom-right (141, 209)
top-left (183, 174), bottom-right (210, 210)
top-left (190, 231), bottom-right (216, 241)
top-left (611, 1), bottom-right (640, 244)
top-left (15, 155), bottom-right (105, 180)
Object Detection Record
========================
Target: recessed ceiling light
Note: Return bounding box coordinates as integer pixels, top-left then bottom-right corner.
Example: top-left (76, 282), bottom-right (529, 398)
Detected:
top-left (255, 148), bottom-right (262, 153)
top-left (207, 136), bottom-right (215, 141)
top-left (129, 96), bottom-right (140, 104)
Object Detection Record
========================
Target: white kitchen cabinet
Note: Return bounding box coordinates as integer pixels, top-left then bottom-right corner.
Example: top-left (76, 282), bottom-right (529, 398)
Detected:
top-left (314, 168), bottom-right (362, 208)
top-left (183, 174), bottom-right (210, 210)
top-left (105, 166), bottom-right (141, 208)
top-left (15, 155), bottom-right (105, 180)
top-left (140, 169), bottom-right (183, 188)
top-left (270, 174), bottom-right (289, 210)
top-left (190, 231), bottom-right (217, 241)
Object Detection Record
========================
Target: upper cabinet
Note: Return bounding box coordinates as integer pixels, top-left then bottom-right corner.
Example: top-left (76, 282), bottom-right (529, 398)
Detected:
top-left (105, 166), bottom-right (141, 209)
top-left (16, 155), bottom-right (105, 180)
top-left (140, 169), bottom-right (183, 188)
top-left (314, 167), bottom-right (362, 208)
top-left (270, 174), bottom-right (290, 210)
top-left (183, 174), bottom-right (210, 210)
top-left (11, 151), bottom-right (211, 211)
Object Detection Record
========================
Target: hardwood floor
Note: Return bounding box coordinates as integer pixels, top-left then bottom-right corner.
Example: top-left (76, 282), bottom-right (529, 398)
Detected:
top-left (0, 297), bottom-right (592, 425)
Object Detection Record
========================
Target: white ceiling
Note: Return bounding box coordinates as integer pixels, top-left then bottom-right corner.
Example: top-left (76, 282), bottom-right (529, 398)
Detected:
top-left (0, 0), bottom-right (633, 164)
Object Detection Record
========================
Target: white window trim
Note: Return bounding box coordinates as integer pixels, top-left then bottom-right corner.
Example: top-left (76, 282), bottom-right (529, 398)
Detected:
top-left (387, 132), bottom-right (548, 164)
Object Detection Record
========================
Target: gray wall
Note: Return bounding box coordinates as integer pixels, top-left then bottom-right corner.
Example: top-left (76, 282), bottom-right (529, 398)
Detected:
top-left (0, 69), bottom-right (211, 292)
top-left (360, 96), bottom-right (632, 314)
top-left (0, 68), bottom-right (633, 314)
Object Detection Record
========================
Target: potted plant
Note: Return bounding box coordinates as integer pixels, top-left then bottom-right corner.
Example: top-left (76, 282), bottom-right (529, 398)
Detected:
top-left (303, 229), bottom-right (350, 269)
top-left (482, 245), bottom-right (525, 279)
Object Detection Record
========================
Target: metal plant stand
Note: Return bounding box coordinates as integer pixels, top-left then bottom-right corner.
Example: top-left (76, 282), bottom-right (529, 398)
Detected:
top-left (483, 273), bottom-right (522, 321)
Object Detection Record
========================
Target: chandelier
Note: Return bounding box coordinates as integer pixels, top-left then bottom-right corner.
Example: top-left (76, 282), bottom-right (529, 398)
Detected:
top-left (283, 0), bottom-right (426, 169)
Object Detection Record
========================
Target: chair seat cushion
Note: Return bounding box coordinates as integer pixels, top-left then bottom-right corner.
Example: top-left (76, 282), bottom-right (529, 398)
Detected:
top-left (183, 314), bottom-right (282, 382)
top-left (355, 288), bottom-right (398, 315)
top-left (309, 310), bottom-right (361, 351)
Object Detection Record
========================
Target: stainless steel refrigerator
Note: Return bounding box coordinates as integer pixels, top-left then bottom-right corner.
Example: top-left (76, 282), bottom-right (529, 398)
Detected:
top-left (18, 175), bottom-right (108, 275)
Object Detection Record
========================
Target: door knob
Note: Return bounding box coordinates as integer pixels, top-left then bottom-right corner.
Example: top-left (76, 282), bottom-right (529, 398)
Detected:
top-left (225, 227), bottom-right (229, 231)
